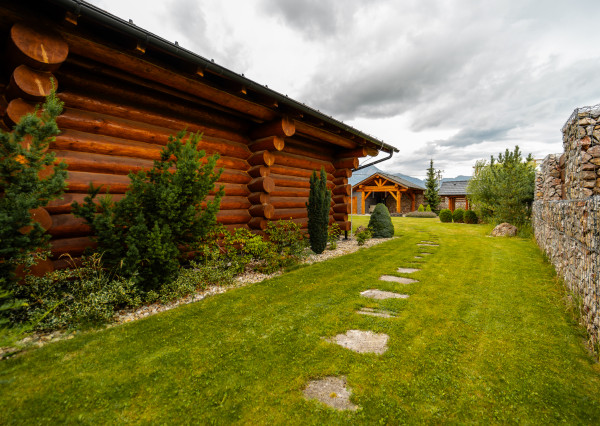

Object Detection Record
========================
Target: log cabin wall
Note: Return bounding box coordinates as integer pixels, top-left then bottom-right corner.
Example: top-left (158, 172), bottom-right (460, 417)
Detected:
top-left (0, 0), bottom-right (397, 272)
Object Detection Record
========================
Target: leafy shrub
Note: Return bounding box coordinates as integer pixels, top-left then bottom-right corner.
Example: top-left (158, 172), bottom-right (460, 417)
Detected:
top-left (73, 131), bottom-right (223, 294)
top-left (355, 226), bottom-right (372, 246)
top-left (464, 210), bottom-right (478, 224)
top-left (14, 255), bottom-right (141, 330)
top-left (453, 208), bottom-right (465, 223)
top-left (368, 203), bottom-right (394, 238)
top-left (426, 204), bottom-right (432, 212)
top-left (405, 211), bottom-right (438, 218)
top-left (439, 209), bottom-right (453, 223)
top-left (306, 168), bottom-right (331, 254)
top-left (1, 91), bottom-right (67, 293)
top-left (264, 220), bottom-right (307, 272)
top-left (327, 223), bottom-right (341, 250)
top-left (418, 204), bottom-right (425, 212)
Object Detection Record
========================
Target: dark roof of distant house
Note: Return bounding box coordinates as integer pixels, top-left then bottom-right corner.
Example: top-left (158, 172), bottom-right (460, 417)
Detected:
top-left (349, 165), bottom-right (425, 188)
top-left (439, 179), bottom-right (470, 196)
top-left (352, 171), bottom-right (425, 191)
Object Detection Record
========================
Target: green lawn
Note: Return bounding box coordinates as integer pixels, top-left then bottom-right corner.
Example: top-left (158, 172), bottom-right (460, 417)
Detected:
top-left (2, 217), bottom-right (600, 424)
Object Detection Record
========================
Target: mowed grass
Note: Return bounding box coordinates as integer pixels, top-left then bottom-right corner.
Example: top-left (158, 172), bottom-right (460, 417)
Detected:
top-left (1, 218), bottom-right (600, 424)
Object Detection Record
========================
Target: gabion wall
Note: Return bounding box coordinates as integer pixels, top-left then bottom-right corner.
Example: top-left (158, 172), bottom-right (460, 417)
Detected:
top-left (533, 106), bottom-right (600, 343)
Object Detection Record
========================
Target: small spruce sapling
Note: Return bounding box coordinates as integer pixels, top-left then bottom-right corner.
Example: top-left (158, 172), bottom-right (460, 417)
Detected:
top-left (368, 203), bottom-right (394, 238)
top-left (306, 167), bottom-right (331, 254)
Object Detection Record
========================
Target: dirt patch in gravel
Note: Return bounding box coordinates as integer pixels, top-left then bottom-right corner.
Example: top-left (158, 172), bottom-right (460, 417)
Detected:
top-left (303, 376), bottom-right (358, 411)
top-left (326, 329), bottom-right (389, 354)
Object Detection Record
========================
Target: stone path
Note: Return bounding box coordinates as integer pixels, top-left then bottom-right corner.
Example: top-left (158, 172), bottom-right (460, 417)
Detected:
top-left (360, 289), bottom-right (409, 300)
top-left (379, 275), bottom-right (418, 284)
top-left (306, 237), bottom-right (440, 411)
top-left (303, 376), bottom-right (358, 411)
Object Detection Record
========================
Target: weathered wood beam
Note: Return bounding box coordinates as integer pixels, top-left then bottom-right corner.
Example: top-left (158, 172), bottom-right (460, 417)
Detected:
top-left (8, 23), bottom-right (69, 71)
top-left (7, 65), bottom-right (56, 101)
top-left (273, 151), bottom-right (334, 173)
top-left (248, 136), bottom-right (284, 152)
top-left (294, 120), bottom-right (357, 149)
top-left (250, 117), bottom-right (295, 139)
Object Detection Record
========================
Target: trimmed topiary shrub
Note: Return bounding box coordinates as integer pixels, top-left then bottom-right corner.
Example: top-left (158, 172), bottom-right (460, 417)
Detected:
top-left (453, 208), bottom-right (465, 223)
top-left (306, 168), bottom-right (331, 254)
top-left (425, 204), bottom-right (432, 212)
top-left (368, 203), bottom-right (394, 238)
top-left (418, 204), bottom-right (425, 212)
top-left (439, 209), bottom-right (453, 223)
top-left (464, 209), bottom-right (478, 224)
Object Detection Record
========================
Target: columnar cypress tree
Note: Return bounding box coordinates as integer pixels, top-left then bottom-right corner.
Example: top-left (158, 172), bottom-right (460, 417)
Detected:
top-left (424, 159), bottom-right (441, 210)
top-left (306, 167), bottom-right (331, 254)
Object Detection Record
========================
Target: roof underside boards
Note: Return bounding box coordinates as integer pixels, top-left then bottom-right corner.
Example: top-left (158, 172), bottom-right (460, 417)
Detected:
top-left (41, 0), bottom-right (398, 155)
top-left (353, 172), bottom-right (425, 191)
top-left (439, 180), bottom-right (470, 196)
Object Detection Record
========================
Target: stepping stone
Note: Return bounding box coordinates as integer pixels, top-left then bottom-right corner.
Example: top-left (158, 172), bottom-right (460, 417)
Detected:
top-left (397, 268), bottom-right (420, 274)
top-left (356, 307), bottom-right (396, 318)
top-left (303, 376), bottom-right (358, 411)
top-left (420, 240), bottom-right (436, 244)
top-left (360, 289), bottom-right (409, 299)
top-left (417, 243), bottom-right (439, 247)
top-left (379, 275), bottom-right (418, 284)
top-left (414, 256), bottom-right (423, 259)
top-left (328, 329), bottom-right (389, 354)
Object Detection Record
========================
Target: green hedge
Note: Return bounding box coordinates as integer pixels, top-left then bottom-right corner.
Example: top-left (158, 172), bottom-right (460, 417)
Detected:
top-left (464, 210), bottom-right (478, 224)
top-left (453, 208), bottom-right (465, 223)
top-left (439, 209), bottom-right (453, 223)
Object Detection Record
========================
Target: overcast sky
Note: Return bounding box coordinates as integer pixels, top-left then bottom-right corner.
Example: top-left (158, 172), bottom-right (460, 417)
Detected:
top-left (87, 0), bottom-right (600, 179)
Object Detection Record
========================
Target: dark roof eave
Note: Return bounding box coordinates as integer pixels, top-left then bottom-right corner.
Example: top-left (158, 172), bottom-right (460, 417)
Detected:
top-left (48, 0), bottom-right (398, 154)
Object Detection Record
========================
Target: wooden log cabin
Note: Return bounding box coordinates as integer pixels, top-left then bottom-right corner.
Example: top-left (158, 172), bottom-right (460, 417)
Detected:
top-left (0, 0), bottom-right (398, 272)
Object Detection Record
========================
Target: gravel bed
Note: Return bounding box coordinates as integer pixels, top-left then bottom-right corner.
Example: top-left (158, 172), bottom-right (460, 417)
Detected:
top-left (2, 236), bottom-right (391, 357)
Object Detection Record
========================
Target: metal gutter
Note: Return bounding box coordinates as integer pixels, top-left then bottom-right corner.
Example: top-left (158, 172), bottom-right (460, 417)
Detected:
top-left (47, 0), bottom-right (399, 154)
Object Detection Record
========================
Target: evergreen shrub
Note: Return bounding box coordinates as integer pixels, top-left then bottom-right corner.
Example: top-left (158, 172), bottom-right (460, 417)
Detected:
top-left (464, 210), bottom-right (478, 224)
top-left (306, 168), bottom-right (331, 254)
top-left (327, 223), bottom-right (341, 250)
top-left (73, 131), bottom-right (223, 295)
top-left (418, 204), bottom-right (425, 212)
top-left (426, 204), bottom-right (432, 212)
top-left (439, 209), bottom-right (453, 223)
top-left (355, 226), bottom-right (372, 246)
top-left (368, 203), bottom-right (394, 238)
top-left (453, 208), bottom-right (465, 223)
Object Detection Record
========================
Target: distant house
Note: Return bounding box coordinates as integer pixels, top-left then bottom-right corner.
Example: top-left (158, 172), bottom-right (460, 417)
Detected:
top-left (439, 179), bottom-right (471, 211)
top-left (351, 172), bottom-right (425, 214)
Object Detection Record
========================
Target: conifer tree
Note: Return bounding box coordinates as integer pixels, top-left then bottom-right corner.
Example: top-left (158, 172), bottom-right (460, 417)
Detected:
top-left (0, 91), bottom-right (67, 290)
top-left (424, 159), bottom-right (441, 210)
top-left (306, 167), bottom-right (331, 254)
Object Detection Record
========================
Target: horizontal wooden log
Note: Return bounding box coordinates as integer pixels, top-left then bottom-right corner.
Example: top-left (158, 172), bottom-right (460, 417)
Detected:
top-left (248, 217), bottom-right (268, 230)
top-left (54, 149), bottom-right (152, 175)
top-left (332, 184), bottom-right (351, 196)
top-left (271, 208), bottom-right (308, 220)
top-left (15, 258), bottom-right (54, 278)
top-left (249, 136), bottom-right (284, 152)
top-left (333, 157), bottom-right (359, 170)
top-left (332, 177), bottom-right (348, 186)
top-left (50, 236), bottom-right (96, 258)
top-left (272, 151), bottom-right (334, 173)
top-left (7, 65), bottom-right (56, 101)
top-left (281, 216), bottom-right (308, 229)
top-left (339, 147), bottom-right (370, 158)
top-left (250, 117), bottom-right (295, 139)
top-left (283, 139), bottom-right (334, 162)
top-left (248, 165), bottom-right (270, 178)
top-left (333, 203), bottom-right (351, 214)
top-left (204, 195), bottom-right (251, 210)
top-left (247, 176), bottom-right (275, 193)
top-left (270, 196), bottom-right (307, 209)
top-left (57, 65), bottom-right (249, 133)
top-left (45, 193), bottom-right (125, 214)
top-left (213, 183), bottom-right (249, 197)
top-left (333, 213), bottom-right (348, 222)
top-left (332, 195), bottom-right (349, 205)
top-left (58, 91), bottom-right (249, 144)
top-left (333, 168), bottom-right (352, 178)
top-left (60, 32), bottom-right (276, 121)
top-left (52, 129), bottom-right (248, 170)
top-left (66, 171), bottom-right (130, 193)
top-left (48, 213), bottom-right (91, 237)
top-left (8, 23), bottom-right (68, 71)
top-left (249, 204), bottom-right (274, 219)
top-left (18, 207), bottom-right (52, 234)
top-left (270, 164), bottom-right (334, 181)
top-left (336, 221), bottom-right (351, 231)
top-left (247, 150), bottom-right (275, 167)
top-left (294, 120), bottom-right (357, 150)
top-left (271, 173), bottom-right (309, 189)
top-left (216, 209), bottom-right (251, 225)
top-left (52, 257), bottom-right (83, 270)
top-left (248, 192), bottom-right (270, 205)
top-left (270, 186), bottom-right (310, 198)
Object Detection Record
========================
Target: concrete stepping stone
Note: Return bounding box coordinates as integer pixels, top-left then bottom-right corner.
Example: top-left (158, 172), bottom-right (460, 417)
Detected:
top-left (360, 289), bottom-right (409, 299)
top-left (379, 275), bottom-right (418, 284)
top-left (356, 307), bottom-right (396, 318)
top-left (414, 256), bottom-right (423, 259)
top-left (420, 240), bottom-right (436, 244)
top-left (327, 329), bottom-right (389, 354)
top-left (417, 243), bottom-right (439, 247)
top-left (303, 376), bottom-right (358, 411)
top-left (397, 268), bottom-right (420, 274)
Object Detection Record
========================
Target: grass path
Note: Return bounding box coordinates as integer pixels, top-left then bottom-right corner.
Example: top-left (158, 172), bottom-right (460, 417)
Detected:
top-left (1, 218), bottom-right (600, 423)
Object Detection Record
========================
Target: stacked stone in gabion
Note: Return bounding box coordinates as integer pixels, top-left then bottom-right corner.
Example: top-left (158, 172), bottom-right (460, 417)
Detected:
top-left (535, 154), bottom-right (562, 201)
top-left (561, 109), bottom-right (600, 199)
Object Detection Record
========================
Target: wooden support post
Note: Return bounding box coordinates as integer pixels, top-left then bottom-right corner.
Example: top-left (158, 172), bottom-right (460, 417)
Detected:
top-left (396, 190), bottom-right (401, 213)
